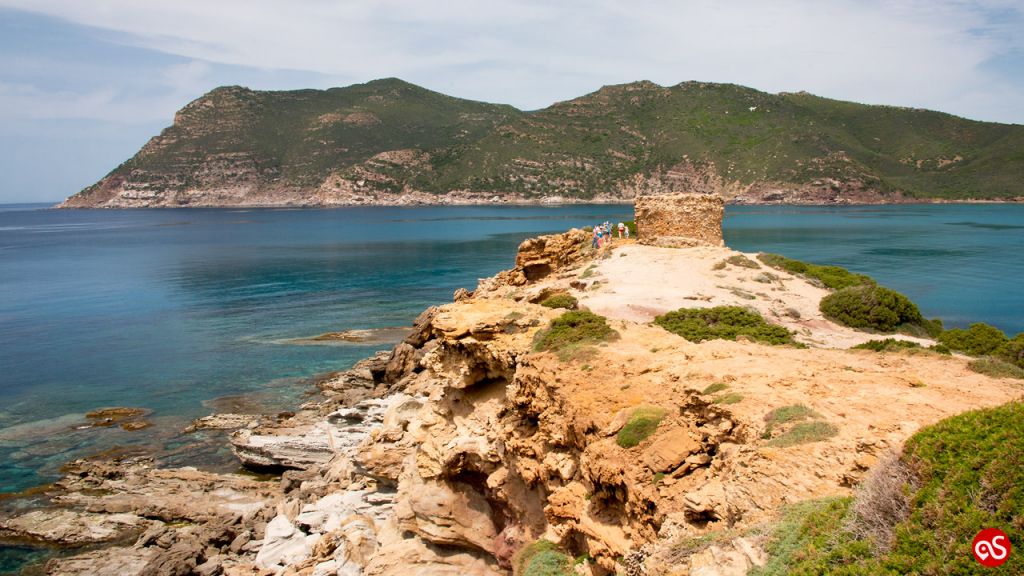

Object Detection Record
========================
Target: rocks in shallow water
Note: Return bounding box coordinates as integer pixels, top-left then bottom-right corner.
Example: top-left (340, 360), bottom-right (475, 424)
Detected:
top-left (82, 407), bottom-right (152, 431)
top-left (44, 546), bottom-right (159, 576)
top-left (185, 413), bottom-right (259, 433)
top-left (230, 398), bottom-right (391, 471)
top-left (0, 509), bottom-right (151, 546)
top-left (51, 456), bottom-right (278, 523)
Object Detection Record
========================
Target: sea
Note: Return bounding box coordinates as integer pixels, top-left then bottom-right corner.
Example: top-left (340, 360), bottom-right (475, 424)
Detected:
top-left (0, 202), bottom-right (1022, 570)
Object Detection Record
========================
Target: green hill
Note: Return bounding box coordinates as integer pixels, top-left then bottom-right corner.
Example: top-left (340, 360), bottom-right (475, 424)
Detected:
top-left (60, 78), bottom-right (1024, 207)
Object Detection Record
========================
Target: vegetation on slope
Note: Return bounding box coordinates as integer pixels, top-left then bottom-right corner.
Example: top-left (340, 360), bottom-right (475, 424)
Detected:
top-left (757, 253), bottom-right (874, 290)
top-left (753, 402), bottom-right (1024, 575)
top-left (533, 310), bottom-right (617, 359)
top-left (514, 540), bottom-right (573, 576)
top-left (654, 306), bottom-right (795, 345)
top-left (539, 293), bottom-right (578, 310)
top-left (67, 79), bottom-right (1024, 205)
top-left (617, 406), bottom-right (668, 448)
top-left (819, 285), bottom-right (938, 335)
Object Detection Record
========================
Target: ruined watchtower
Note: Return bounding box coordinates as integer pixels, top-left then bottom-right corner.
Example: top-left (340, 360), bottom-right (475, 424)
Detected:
top-left (634, 193), bottom-right (725, 247)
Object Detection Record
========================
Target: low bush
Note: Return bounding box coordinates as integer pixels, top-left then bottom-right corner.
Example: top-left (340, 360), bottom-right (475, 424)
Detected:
top-left (702, 382), bottom-right (728, 395)
top-left (655, 306), bottom-right (795, 345)
top-left (712, 393), bottom-right (743, 405)
top-left (753, 402), bottom-right (1024, 575)
top-left (938, 322), bottom-right (1009, 356)
top-left (969, 356), bottom-right (1024, 379)
top-left (819, 285), bottom-right (925, 333)
top-left (997, 334), bottom-right (1024, 367)
top-left (540, 293), bottom-right (578, 310)
top-left (763, 404), bottom-right (820, 437)
top-left (757, 253), bottom-right (874, 290)
top-left (766, 421), bottom-right (838, 448)
top-left (514, 540), bottom-right (573, 576)
top-left (852, 338), bottom-right (922, 352)
top-left (617, 406), bottom-right (667, 448)
top-left (725, 254), bottom-right (761, 268)
top-left (533, 310), bottom-right (617, 359)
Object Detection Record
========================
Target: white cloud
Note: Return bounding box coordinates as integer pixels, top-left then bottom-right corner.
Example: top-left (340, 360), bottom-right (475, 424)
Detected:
top-left (0, 0), bottom-right (1021, 122)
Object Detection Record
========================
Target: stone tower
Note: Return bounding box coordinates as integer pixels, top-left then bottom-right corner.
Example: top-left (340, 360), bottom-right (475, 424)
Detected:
top-left (634, 193), bottom-right (725, 247)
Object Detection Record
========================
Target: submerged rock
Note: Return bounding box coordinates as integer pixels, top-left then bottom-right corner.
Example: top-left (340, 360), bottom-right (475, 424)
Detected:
top-left (82, 407), bottom-right (152, 431)
top-left (0, 509), bottom-right (151, 546)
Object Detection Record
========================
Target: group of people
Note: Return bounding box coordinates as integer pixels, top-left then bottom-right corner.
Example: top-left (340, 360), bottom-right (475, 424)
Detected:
top-left (592, 221), bottom-right (630, 248)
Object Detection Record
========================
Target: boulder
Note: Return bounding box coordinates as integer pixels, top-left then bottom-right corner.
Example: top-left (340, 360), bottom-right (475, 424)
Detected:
top-left (643, 427), bottom-right (702, 473)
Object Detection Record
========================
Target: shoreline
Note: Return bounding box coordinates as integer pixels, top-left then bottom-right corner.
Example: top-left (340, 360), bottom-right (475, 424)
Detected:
top-left (50, 196), bottom-right (1024, 209)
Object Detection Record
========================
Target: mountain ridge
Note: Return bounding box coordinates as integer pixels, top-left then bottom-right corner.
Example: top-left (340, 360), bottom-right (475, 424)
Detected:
top-left (59, 78), bottom-right (1024, 208)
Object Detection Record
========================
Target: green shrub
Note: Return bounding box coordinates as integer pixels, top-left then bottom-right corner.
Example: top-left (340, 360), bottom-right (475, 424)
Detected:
top-left (764, 404), bottom-right (821, 437)
top-left (969, 357), bottom-right (1024, 379)
top-left (749, 497), bottom-right (856, 576)
top-left (754, 402), bottom-right (1024, 575)
top-left (852, 338), bottom-right (922, 352)
top-left (938, 322), bottom-right (1009, 356)
top-left (766, 421), bottom-right (838, 448)
top-left (757, 253), bottom-right (874, 290)
top-left (514, 540), bottom-right (573, 576)
top-left (655, 306), bottom-right (795, 345)
top-left (713, 393), bottom-right (744, 405)
top-left (725, 254), bottom-right (761, 268)
top-left (702, 382), bottom-right (728, 395)
top-left (819, 285), bottom-right (925, 333)
top-left (996, 334), bottom-right (1024, 368)
top-left (617, 406), bottom-right (667, 448)
top-left (540, 293), bottom-right (578, 310)
top-left (533, 310), bottom-right (617, 359)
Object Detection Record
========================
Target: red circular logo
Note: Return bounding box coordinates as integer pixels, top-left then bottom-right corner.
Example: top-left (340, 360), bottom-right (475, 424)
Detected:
top-left (973, 528), bottom-right (1012, 567)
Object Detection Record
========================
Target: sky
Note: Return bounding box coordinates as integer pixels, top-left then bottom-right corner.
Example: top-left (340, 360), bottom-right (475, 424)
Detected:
top-left (1, 1), bottom-right (1022, 203)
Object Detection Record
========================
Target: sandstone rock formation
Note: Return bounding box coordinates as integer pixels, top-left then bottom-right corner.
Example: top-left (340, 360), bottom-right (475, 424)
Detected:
top-left (635, 192), bottom-right (725, 247)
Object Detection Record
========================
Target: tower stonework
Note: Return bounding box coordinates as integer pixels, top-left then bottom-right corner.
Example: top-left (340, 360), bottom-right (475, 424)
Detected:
top-left (635, 193), bottom-right (725, 247)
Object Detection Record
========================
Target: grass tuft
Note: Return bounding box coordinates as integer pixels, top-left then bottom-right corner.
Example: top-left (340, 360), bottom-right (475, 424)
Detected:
top-left (513, 540), bottom-right (573, 576)
top-left (702, 382), bottom-right (728, 395)
top-left (539, 293), bottom-right (578, 310)
top-left (712, 393), bottom-right (744, 405)
top-left (766, 421), bottom-right (838, 448)
top-left (617, 406), bottom-right (668, 448)
top-left (969, 356), bottom-right (1024, 379)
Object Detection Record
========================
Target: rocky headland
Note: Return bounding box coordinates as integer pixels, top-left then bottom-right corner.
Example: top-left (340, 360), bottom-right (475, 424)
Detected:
top-left (4, 194), bottom-right (1022, 575)
top-left (57, 79), bottom-right (1024, 208)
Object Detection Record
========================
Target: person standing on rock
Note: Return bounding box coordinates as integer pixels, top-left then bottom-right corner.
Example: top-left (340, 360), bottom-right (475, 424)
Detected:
top-left (618, 222), bottom-right (625, 238)
top-left (592, 226), bottom-right (600, 249)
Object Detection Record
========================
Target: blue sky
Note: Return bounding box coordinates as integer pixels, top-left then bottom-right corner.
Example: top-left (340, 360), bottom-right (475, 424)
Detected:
top-left (1, 0), bottom-right (1022, 203)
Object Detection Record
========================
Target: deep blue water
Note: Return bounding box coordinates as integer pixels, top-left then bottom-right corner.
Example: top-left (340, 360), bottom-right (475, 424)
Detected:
top-left (0, 203), bottom-right (1021, 493)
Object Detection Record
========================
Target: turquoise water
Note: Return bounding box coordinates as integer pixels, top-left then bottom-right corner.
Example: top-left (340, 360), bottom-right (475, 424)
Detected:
top-left (0, 202), bottom-right (1022, 572)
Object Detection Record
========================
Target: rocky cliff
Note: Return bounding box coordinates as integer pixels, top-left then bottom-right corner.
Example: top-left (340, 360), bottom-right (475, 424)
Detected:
top-left (58, 79), bottom-right (1024, 208)
top-left (4, 229), bottom-right (1022, 576)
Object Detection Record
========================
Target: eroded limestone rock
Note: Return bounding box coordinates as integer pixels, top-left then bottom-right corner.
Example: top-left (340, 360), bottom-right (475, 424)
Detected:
top-left (635, 192), bottom-right (724, 247)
